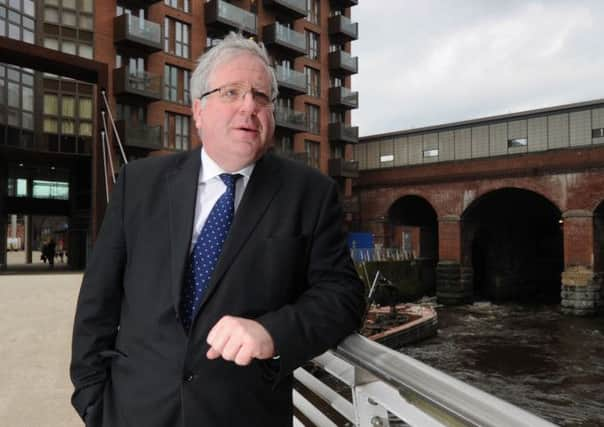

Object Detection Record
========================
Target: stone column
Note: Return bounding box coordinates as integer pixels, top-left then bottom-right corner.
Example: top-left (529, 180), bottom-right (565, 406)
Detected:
top-left (25, 215), bottom-right (32, 264)
top-left (560, 210), bottom-right (600, 315)
top-left (436, 215), bottom-right (472, 304)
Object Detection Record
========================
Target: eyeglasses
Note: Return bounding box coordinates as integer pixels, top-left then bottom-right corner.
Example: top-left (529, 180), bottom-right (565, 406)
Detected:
top-left (200, 82), bottom-right (274, 108)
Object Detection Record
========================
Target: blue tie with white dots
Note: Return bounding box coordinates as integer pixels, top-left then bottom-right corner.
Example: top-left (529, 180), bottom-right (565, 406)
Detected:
top-left (180, 173), bottom-right (242, 331)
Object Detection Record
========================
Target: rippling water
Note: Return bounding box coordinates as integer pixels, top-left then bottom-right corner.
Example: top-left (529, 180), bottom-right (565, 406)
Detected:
top-left (402, 303), bottom-right (604, 426)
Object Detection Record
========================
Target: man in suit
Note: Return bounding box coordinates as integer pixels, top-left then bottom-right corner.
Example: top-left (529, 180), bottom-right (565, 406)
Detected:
top-left (70, 33), bottom-right (365, 426)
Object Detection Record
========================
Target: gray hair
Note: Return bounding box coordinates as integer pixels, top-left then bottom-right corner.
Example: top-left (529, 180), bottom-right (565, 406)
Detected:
top-left (190, 32), bottom-right (279, 105)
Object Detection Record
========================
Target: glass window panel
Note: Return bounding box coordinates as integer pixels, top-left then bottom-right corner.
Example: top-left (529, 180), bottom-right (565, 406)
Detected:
top-left (8, 109), bottom-right (18, 126)
top-left (23, 16), bottom-right (33, 29)
top-left (81, 0), bottom-right (92, 13)
top-left (7, 10), bottom-right (18, 22)
top-left (62, 10), bottom-right (76, 26)
top-left (61, 40), bottom-right (76, 55)
top-left (22, 73), bottom-right (33, 86)
top-left (23, 29), bottom-right (33, 43)
top-left (79, 14), bottom-right (93, 30)
top-left (79, 97), bottom-right (92, 118)
top-left (44, 118), bottom-right (58, 133)
top-left (79, 43), bottom-right (93, 59)
top-left (0, 19), bottom-right (5, 38)
top-left (8, 22), bottom-right (18, 39)
top-left (44, 37), bottom-right (59, 50)
top-left (7, 82), bottom-right (19, 107)
top-left (44, 6), bottom-right (58, 23)
top-left (62, 119), bottom-right (75, 134)
top-left (7, 67), bottom-right (18, 81)
top-left (22, 111), bottom-right (33, 129)
top-left (79, 122), bottom-right (92, 136)
top-left (62, 96), bottom-right (75, 116)
top-left (175, 22), bottom-right (182, 42)
top-left (8, 0), bottom-right (18, 9)
top-left (62, 0), bottom-right (75, 9)
top-left (24, 0), bottom-right (34, 16)
top-left (46, 0), bottom-right (58, 5)
top-left (22, 86), bottom-right (33, 111)
top-left (44, 94), bottom-right (58, 114)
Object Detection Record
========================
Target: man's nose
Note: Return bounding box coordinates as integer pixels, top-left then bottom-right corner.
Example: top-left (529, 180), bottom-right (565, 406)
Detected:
top-left (238, 91), bottom-right (259, 112)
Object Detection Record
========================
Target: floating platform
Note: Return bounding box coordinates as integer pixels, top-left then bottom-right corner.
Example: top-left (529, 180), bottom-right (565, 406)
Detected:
top-left (362, 304), bottom-right (438, 348)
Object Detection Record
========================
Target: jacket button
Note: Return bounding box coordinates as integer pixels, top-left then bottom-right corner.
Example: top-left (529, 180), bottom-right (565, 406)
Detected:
top-left (184, 374), bottom-right (195, 383)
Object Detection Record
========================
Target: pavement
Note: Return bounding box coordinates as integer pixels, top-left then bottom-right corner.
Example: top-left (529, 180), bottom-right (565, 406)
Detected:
top-left (0, 272), bottom-right (83, 427)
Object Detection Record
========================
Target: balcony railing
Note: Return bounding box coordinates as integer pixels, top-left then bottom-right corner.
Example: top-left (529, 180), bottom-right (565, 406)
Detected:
top-left (205, 0), bottom-right (257, 36)
top-left (274, 106), bottom-right (308, 133)
top-left (328, 86), bottom-right (358, 110)
top-left (263, 22), bottom-right (306, 57)
top-left (328, 157), bottom-right (359, 178)
top-left (113, 66), bottom-right (162, 102)
top-left (294, 333), bottom-right (556, 426)
top-left (328, 14), bottom-right (358, 42)
top-left (328, 49), bottom-right (358, 75)
top-left (275, 65), bottom-right (306, 94)
top-left (329, 122), bottom-right (359, 143)
top-left (113, 14), bottom-right (162, 53)
top-left (115, 120), bottom-right (162, 150)
top-left (263, 0), bottom-right (306, 19)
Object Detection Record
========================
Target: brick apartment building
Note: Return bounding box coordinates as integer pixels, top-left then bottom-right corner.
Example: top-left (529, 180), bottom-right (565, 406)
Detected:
top-left (0, 0), bottom-right (359, 269)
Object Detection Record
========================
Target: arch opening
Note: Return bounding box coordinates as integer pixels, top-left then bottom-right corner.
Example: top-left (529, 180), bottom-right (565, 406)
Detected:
top-left (388, 195), bottom-right (438, 260)
top-left (462, 188), bottom-right (563, 303)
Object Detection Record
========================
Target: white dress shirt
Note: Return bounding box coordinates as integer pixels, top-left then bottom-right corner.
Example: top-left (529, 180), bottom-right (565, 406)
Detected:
top-left (189, 148), bottom-right (255, 253)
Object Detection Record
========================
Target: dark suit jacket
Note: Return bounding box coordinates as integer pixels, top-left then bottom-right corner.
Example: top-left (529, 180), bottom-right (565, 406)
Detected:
top-left (70, 148), bottom-right (365, 427)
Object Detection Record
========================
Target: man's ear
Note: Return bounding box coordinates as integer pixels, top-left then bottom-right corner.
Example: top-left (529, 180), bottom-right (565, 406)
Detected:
top-left (192, 98), bottom-right (204, 129)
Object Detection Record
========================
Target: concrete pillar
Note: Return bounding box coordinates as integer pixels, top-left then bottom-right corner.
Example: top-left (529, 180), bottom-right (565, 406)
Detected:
top-left (25, 215), bottom-right (32, 264)
top-left (560, 210), bottom-right (600, 315)
top-left (436, 215), bottom-right (472, 304)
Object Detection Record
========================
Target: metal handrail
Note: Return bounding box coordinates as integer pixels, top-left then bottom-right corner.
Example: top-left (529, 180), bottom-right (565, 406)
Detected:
top-left (294, 334), bottom-right (557, 427)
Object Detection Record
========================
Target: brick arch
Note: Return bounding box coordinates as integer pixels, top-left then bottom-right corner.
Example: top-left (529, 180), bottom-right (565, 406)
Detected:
top-left (461, 185), bottom-right (562, 219)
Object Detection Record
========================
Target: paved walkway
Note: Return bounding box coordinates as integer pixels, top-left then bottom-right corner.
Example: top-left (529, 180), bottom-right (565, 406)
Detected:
top-left (0, 273), bottom-right (83, 426)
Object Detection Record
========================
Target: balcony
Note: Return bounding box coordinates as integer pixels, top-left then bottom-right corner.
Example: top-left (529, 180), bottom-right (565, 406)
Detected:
top-left (115, 120), bottom-right (162, 151)
top-left (263, 0), bottom-right (306, 20)
top-left (205, 0), bottom-right (257, 37)
top-left (328, 157), bottom-right (359, 178)
top-left (113, 14), bottom-right (162, 53)
top-left (263, 23), bottom-right (306, 57)
top-left (113, 66), bottom-right (162, 103)
top-left (329, 122), bottom-right (359, 144)
top-left (275, 65), bottom-right (306, 95)
top-left (328, 50), bottom-right (358, 76)
top-left (328, 86), bottom-right (358, 110)
top-left (329, 0), bottom-right (358, 8)
top-left (328, 14), bottom-right (358, 43)
top-left (275, 106), bottom-right (308, 133)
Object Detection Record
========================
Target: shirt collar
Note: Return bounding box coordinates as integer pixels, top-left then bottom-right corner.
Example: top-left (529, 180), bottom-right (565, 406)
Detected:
top-left (200, 148), bottom-right (255, 184)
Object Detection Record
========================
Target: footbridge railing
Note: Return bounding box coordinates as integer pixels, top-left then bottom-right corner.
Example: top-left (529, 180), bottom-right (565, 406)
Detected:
top-left (293, 333), bottom-right (556, 427)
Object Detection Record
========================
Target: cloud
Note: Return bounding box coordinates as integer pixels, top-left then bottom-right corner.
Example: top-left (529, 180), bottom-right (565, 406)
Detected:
top-left (352, 1), bottom-right (604, 136)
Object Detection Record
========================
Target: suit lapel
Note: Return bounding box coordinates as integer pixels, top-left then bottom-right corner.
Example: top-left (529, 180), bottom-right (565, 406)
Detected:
top-left (168, 147), bottom-right (201, 317)
top-left (195, 153), bottom-right (282, 313)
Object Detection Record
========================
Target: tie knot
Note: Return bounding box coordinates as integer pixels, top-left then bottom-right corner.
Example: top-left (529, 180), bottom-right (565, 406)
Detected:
top-left (219, 173), bottom-right (241, 189)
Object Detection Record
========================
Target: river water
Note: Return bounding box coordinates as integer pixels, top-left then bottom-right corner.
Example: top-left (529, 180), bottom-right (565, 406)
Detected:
top-left (402, 303), bottom-right (604, 426)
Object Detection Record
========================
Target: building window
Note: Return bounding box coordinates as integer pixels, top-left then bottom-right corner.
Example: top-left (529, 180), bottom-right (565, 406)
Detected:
top-left (306, 0), bottom-right (319, 25)
top-left (380, 154), bottom-right (394, 162)
top-left (164, 18), bottom-right (190, 58)
top-left (306, 104), bottom-right (320, 135)
top-left (330, 143), bottom-right (344, 159)
top-left (507, 138), bottom-right (527, 148)
top-left (423, 149), bottom-right (439, 157)
top-left (43, 0), bottom-right (93, 31)
top-left (305, 66), bottom-right (320, 97)
top-left (1, 1), bottom-right (35, 43)
top-left (164, 112), bottom-right (190, 150)
top-left (592, 128), bottom-right (604, 138)
top-left (275, 134), bottom-right (293, 154)
top-left (164, 65), bottom-right (191, 105)
top-left (306, 30), bottom-right (319, 61)
top-left (42, 86), bottom-right (93, 154)
top-left (0, 64), bottom-right (34, 148)
top-left (164, 0), bottom-right (190, 13)
top-left (304, 139), bottom-right (320, 168)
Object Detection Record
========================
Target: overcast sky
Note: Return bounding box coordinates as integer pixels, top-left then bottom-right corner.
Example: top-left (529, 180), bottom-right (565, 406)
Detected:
top-left (351, 1), bottom-right (604, 137)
